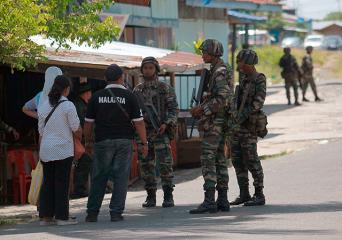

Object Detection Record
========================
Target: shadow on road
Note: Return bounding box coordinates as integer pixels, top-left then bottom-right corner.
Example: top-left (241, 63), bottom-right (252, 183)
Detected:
top-left (263, 104), bottom-right (295, 115)
top-left (1, 201), bottom-right (341, 239)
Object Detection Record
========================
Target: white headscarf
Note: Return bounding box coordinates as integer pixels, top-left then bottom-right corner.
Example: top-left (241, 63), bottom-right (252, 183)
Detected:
top-left (38, 66), bottom-right (62, 110)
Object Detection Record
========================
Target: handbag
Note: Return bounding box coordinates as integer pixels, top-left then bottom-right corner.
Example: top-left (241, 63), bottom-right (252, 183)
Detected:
top-left (28, 160), bottom-right (43, 206)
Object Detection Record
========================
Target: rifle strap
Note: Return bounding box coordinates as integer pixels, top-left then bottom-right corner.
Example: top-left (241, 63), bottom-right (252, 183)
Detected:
top-left (107, 88), bottom-right (135, 129)
top-left (44, 100), bottom-right (68, 127)
top-left (237, 75), bottom-right (254, 115)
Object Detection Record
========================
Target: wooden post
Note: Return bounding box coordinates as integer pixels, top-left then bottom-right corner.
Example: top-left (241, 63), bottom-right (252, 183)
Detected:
top-left (244, 24), bottom-right (249, 46)
top-left (169, 72), bottom-right (176, 88)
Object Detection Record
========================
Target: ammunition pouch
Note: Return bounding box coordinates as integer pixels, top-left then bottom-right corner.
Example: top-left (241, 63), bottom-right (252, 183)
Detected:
top-left (246, 110), bottom-right (268, 138)
top-left (166, 123), bottom-right (177, 140)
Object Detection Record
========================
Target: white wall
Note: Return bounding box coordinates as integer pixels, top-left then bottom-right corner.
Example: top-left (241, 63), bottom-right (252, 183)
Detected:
top-left (174, 19), bottom-right (229, 62)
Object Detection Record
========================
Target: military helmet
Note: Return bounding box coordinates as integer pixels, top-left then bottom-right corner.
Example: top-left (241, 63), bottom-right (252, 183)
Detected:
top-left (283, 47), bottom-right (291, 53)
top-left (140, 56), bottom-right (160, 73)
top-left (199, 39), bottom-right (224, 57)
top-left (305, 46), bottom-right (313, 51)
top-left (236, 49), bottom-right (258, 65)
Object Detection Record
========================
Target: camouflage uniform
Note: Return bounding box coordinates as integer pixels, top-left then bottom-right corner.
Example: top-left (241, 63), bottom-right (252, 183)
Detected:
top-left (190, 39), bottom-right (233, 214)
top-left (199, 59), bottom-right (233, 192)
top-left (279, 49), bottom-right (301, 104)
top-left (133, 74), bottom-right (178, 192)
top-left (301, 52), bottom-right (319, 100)
top-left (230, 49), bottom-right (266, 206)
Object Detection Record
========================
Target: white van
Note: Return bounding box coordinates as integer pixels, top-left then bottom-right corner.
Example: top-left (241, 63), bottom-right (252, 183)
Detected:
top-left (304, 35), bottom-right (324, 49)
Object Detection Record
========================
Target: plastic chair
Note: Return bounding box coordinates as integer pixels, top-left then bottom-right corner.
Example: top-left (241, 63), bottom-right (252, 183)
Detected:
top-left (7, 149), bottom-right (37, 204)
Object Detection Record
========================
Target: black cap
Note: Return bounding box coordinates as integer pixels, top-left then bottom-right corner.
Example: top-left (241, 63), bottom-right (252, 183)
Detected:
top-left (78, 82), bottom-right (92, 94)
top-left (105, 64), bottom-right (123, 82)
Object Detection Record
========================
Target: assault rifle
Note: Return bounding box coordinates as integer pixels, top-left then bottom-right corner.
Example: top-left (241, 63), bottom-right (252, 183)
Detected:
top-left (189, 69), bottom-right (209, 138)
top-left (123, 78), bottom-right (162, 132)
top-left (135, 91), bottom-right (161, 133)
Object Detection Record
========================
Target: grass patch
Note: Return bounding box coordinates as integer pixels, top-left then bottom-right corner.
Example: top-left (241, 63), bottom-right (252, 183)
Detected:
top-left (0, 214), bottom-right (36, 226)
top-left (232, 45), bottom-right (337, 84)
top-left (0, 217), bottom-right (19, 226)
top-left (327, 51), bottom-right (342, 78)
top-left (260, 150), bottom-right (292, 160)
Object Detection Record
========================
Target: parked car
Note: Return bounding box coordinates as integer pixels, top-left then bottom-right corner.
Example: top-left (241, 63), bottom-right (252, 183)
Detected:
top-left (304, 35), bottom-right (324, 49)
top-left (322, 35), bottom-right (342, 50)
top-left (281, 37), bottom-right (303, 48)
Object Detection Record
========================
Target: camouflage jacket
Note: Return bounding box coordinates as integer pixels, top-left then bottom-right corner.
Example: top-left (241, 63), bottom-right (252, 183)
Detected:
top-left (279, 54), bottom-right (300, 74)
top-left (198, 59), bottom-right (233, 133)
top-left (0, 119), bottom-right (13, 133)
top-left (133, 78), bottom-right (178, 134)
top-left (236, 72), bottom-right (267, 125)
top-left (302, 54), bottom-right (313, 75)
top-left (201, 59), bottom-right (233, 117)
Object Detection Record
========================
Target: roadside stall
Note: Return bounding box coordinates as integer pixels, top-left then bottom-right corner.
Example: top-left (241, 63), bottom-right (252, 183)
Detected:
top-left (0, 37), bottom-right (204, 204)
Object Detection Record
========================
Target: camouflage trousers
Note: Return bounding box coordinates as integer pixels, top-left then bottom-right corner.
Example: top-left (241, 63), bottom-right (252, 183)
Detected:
top-left (284, 73), bottom-right (299, 102)
top-left (302, 74), bottom-right (318, 99)
top-left (201, 118), bottom-right (229, 191)
top-left (138, 134), bottom-right (174, 190)
top-left (231, 129), bottom-right (264, 189)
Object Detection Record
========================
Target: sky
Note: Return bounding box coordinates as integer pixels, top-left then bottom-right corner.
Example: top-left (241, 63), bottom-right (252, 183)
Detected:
top-left (281, 0), bottom-right (341, 20)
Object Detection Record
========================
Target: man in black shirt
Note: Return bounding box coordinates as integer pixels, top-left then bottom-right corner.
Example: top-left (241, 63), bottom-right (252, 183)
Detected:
top-left (84, 64), bottom-right (148, 222)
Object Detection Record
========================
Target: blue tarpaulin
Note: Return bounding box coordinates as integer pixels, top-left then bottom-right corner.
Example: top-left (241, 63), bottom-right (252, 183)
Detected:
top-left (227, 10), bottom-right (267, 23)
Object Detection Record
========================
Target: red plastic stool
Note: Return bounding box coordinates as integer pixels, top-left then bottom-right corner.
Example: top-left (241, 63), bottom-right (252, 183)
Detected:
top-left (7, 149), bottom-right (37, 204)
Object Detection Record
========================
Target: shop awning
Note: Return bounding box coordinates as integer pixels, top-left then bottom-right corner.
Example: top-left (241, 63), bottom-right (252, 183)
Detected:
top-left (30, 36), bottom-right (204, 73)
top-left (186, 0), bottom-right (282, 12)
top-left (228, 10), bottom-right (267, 24)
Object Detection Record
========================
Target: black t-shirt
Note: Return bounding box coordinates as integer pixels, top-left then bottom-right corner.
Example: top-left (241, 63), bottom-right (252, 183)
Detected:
top-left (85, 84), bottom-right (143, 142)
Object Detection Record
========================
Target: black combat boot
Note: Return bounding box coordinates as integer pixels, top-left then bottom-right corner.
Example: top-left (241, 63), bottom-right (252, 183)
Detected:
top-left (315, 97), bottom-right (323, 102)
top-left (303, 97), bottom-right (310, 102)
top-left (216, 189), bottom-right (230, 212)
top-left (142, 189), bottom-right (156, 208)
top-left (287, 100), bottom-right (291, 105)
top-left (162, 186), bottom-right (175, 208)
top-left (189, 189), bottom-right (217, 214)
top-left (294, 101), bottom-right (301, 106)
top-left (230, 187), bottom-right (251, 205)
top-left (244, 187), bottom-right (266, 206)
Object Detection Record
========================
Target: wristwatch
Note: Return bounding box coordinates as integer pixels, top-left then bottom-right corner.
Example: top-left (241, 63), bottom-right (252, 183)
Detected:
top-left (141, 141), bottom-right (149, 146)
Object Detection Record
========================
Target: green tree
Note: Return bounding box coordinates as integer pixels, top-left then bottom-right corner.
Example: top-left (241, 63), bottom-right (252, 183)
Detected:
top-left (324, 11), bottom-right (342, 21)
top-left (0, 0), bottom-right (120, 70)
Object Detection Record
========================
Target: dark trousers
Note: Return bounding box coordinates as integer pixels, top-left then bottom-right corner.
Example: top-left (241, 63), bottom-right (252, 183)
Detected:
top-left (39, 157), bottom-right (73, 220)
top-left (87, 139), bottom-right (132, 215)
top-left (73, 153), bottom-right (92, 195)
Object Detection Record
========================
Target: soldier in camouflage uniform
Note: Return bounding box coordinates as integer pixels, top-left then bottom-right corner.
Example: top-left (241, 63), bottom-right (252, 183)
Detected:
top-left (133, 57), bottom-right (178, 208)
top-left (71, 82), bottom-right (93, 199)
top-left (279, 47), bottom-right (301, 106)
top-left (0, 119), bottom-right (20, 140)
top-left (230, 49), bottom-right (266, 206)
top-left (301, 46), bottom-right (322, 102)
top-left (189, 39), bottom-right (233, 214)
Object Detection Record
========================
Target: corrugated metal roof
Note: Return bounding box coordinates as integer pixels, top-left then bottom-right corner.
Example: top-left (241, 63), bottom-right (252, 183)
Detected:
top-left (313, 21), bottom-right (342, 31)
top-left (31, 36), bottom-right (204, 73)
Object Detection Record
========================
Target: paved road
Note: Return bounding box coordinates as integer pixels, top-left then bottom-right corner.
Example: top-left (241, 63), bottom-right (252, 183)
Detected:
top-left (1, 139), bottom-right (342, 240)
